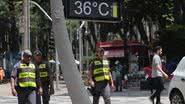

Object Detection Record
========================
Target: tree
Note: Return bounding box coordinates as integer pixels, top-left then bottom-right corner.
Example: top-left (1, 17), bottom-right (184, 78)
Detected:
top-left (0, 0), bottom-right (21, 52)
top-left (30, 0), bottom-right (51, 58)
top-left (8, 0), bottom-right (20, 51)
top-left (174, 0), bottom-right (185, 24)
top-left (160, 24), bottom-right (185, 61)
top-left (124, 0), bottom-right (173, 44)
top-left (86, 0), bottom-right (173, 48)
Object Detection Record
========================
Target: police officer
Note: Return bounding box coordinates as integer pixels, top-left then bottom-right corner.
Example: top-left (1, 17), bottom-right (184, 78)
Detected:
top-left (33, 50), bottom-right (54, 104)
top-left (10, 49), bottom-right (42, 104)
top-left (88, 48), bottom-right (115, 104)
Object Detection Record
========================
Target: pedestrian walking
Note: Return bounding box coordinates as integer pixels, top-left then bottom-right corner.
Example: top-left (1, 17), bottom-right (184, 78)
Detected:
top-left (33, 50), bottom-right (54, 104)
top-left (10, 49), bottom-right (42, 104)
top-left (87, 48), bottom-right (115, 104)
top-left (114, 60), bottom-right (123, 92)
top-left (150, 46), bottom-right (168, 104)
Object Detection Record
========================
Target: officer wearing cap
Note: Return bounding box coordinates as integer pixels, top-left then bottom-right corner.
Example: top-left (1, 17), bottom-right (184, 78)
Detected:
top-left (33, 50), bottom-right (54, 104)
top-left (88, 48), bottom-right (115, 104)
top-left (10, 49), bottom-right (42, 104)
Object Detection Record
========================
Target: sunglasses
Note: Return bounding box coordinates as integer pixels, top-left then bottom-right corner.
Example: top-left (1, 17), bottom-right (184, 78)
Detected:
top-left (24, 54), bottom-right (32, 58)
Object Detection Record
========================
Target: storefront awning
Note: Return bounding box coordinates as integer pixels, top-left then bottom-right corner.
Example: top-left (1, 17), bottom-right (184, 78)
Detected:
top-left (104, 49), bottom-right (124, 58)
top-left (96, 40), bottom-right (143, 48)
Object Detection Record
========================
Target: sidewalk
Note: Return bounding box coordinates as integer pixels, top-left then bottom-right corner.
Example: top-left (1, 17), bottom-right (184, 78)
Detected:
top-left (0, 80), bottom-right (169, 97)
top-left (0, 80), bottom-right (170, 104)
top-left (0, 82), bottom-right (11, 96)
top-left (0, 81), bottom-right (68, 96)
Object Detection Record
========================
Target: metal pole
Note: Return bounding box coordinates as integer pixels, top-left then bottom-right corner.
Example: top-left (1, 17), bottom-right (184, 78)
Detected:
top-left (17, 1), bottom-right (52, 21)
top-left (55, 50), bottom-right (59, 90)
top-left (79, 21), bottom-right (85, 73)
top-left (86, 38), bottom-right (89, 70)
top-left (94, 23), bottom-right (98, 41)
top-left (30, 1), bottom-right (52, 21)
top-left (19, 0), bottom-right (52, 50)
top-left (85, 27), bottom-right (89, 71)
top-left (22, 0), bottom-right (29, 49)
top-left (28, 0), bottom-right (30, 49)
top-left (50, 0), bottom-right (91, 104)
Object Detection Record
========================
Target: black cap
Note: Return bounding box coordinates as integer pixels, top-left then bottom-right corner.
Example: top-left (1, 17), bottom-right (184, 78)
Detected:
top-left (34, 50), bottom-right (42, 56)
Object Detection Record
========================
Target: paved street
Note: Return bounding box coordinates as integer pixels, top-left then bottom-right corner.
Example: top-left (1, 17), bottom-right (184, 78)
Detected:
top-left (0, 96), bottom-right (169, 104)
top-left (0, 81), bottom-right (170, 104)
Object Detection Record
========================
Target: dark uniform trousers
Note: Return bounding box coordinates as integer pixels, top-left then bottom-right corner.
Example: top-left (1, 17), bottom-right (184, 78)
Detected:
top-left (17, 88), bottom-right (36, 104)
top-left (93, 82), bottom-right (111, 104)
top-left (36, 86), bottom-right (50, 104)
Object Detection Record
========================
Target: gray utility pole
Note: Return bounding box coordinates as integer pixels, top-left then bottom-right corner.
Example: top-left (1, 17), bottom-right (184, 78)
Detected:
top-left (50, 0), bottom-right (91, 104)
top-left (22, 0), bottom-right (30, 49)
top-left (79, 21), bottom-right (85, 73)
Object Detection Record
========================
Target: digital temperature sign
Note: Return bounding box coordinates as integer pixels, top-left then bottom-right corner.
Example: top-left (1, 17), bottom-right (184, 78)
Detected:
top-left (65, 0), bottom-right (121, 22)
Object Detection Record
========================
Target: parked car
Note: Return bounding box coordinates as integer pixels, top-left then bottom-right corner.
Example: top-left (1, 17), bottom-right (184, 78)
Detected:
top-left (168, 57), bottom-right (185, 104)
top-left (166, 57), bottom-right (181, 75)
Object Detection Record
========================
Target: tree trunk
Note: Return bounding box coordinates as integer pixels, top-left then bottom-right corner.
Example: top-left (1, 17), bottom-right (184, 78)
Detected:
top-left (136, 17), bottom-right (148, 44)
top-left (88, 22), bottom-right (96, 52)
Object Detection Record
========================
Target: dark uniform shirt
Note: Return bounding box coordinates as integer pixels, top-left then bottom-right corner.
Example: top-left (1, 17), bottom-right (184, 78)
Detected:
top-left (34, 61), bottom-right (51, 87)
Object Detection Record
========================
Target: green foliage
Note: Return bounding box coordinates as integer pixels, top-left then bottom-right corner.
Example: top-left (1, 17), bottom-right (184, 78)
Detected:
top-left (125, 0), bottom-right (174, 26)
top-left (66, 20), bottom-right (79, 40)
top-left (160, 24), bottom-right (185, 60)
top-left (0, 0), bottom-right (21, 52)
top-left (29, 0), bottom-right (51, 57)
top-left (0, 0), bottom-right (184, 61)
top-left (0, 1), bottom-right (8, 16)
top-left (166, 24), bottom-right (185, 31)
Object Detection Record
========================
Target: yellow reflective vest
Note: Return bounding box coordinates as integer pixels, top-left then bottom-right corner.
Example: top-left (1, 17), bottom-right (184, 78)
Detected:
top-left (38, 63), bottom-right (48, 78)
top-left (37, 62), bottom-right (50, 86)
top-left (93, 59), bottom-right (110, 82)
top-left (18, 63), bottom-right (36, 88)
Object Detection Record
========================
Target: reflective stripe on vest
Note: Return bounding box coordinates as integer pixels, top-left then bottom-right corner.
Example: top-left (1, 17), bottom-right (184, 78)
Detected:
top-left (20, 63), bottom-right (35, 69)
top-left (93, 68), bottom-right (110, 75)
top-left (18, 63), bottom-right (36, 88)
top-left (39, 64), bottom-right (48, 78)
top-left (39, 64), bottom-right (46, 69)
top-left (19, 82), bottom-right (36, 87)
top-left (93, 60), bottom-right (110, 82)
top-left (40, 72), bottom-right (48, 78)
top-left (19, 72), bottom-right (36, 78)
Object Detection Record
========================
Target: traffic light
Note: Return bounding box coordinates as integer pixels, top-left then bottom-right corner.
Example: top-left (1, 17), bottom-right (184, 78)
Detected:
top-left (48, 35), bottom-right (55, 52)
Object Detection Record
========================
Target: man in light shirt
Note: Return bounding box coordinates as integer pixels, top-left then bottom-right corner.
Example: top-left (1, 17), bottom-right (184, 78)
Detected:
top-left (150, 46), bottom-right (168, 104)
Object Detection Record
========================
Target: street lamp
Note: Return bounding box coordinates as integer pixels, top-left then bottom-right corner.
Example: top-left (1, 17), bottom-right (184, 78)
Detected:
top-left (78, 21), bottom-right (85, 73)
top-left (30, 1), bottom-right (52, 21)
top-left (17, 0), bottom-right (52, 50)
